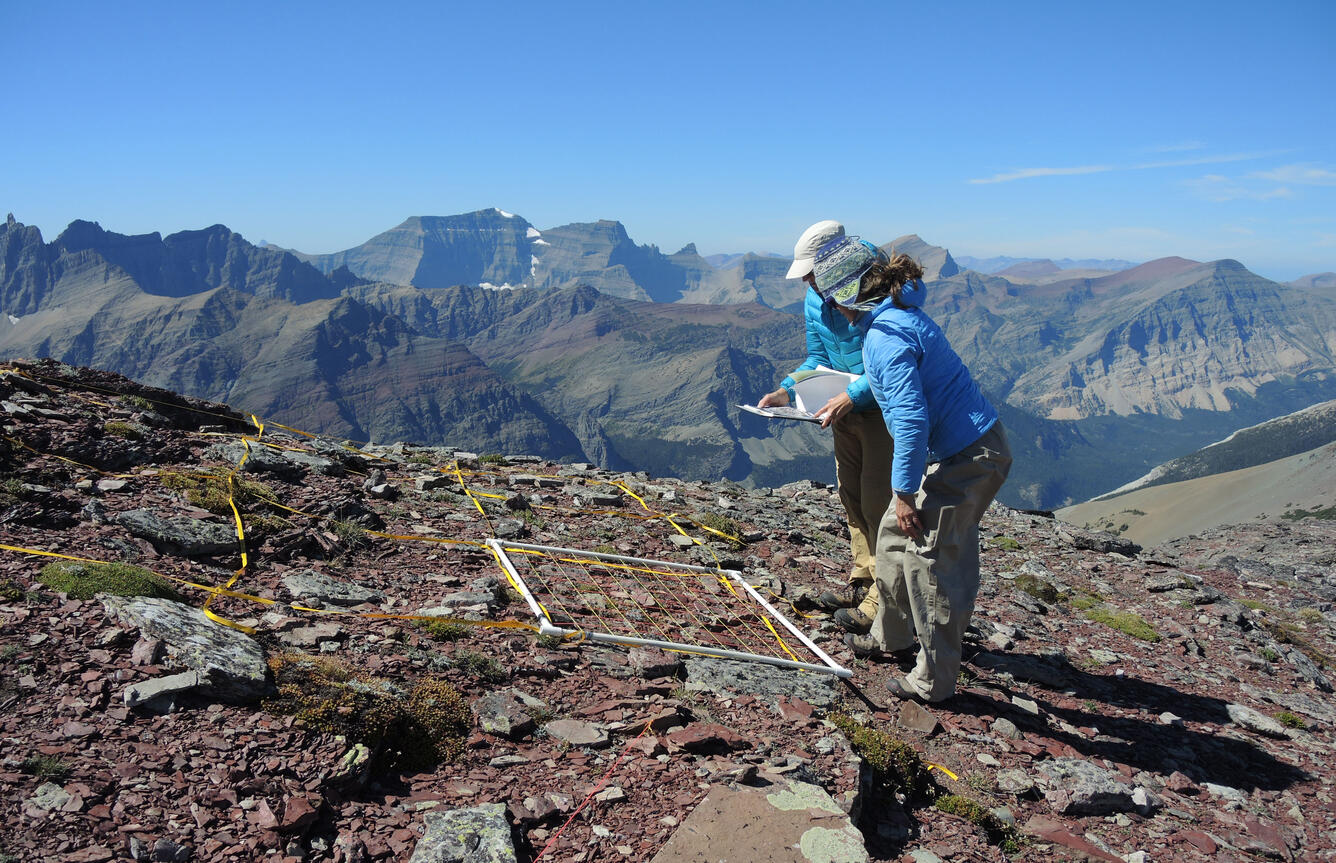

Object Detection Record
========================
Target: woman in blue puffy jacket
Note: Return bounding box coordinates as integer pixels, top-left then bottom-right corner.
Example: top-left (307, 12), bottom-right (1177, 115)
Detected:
top-left (757, 221), bottom-right (893, 631)
top-left (811, 234), bottom-right (1012, 704)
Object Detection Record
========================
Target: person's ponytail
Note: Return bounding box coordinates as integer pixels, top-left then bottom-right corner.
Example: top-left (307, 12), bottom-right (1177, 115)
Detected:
top-left (858, 252), bottom-right (925, 308)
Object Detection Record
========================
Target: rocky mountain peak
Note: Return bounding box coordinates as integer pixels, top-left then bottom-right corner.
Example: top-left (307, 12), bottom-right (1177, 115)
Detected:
top-left (296, 212), bottom-right (539, 291)
top-left (54, 219), bottom-right (162, 253)
top-left (885, 233), bottom-right (960, 280)
top-left (0, 216), bottom-right (52, 315)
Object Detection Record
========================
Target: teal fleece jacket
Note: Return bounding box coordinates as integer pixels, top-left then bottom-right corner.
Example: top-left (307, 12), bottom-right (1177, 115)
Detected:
top-left (779, 287), bottom-right (877, 412)
top-left (855, 279), bottom-right (998, 494)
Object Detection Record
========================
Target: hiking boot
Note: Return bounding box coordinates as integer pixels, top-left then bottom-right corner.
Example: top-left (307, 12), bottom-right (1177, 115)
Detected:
top-left (833, 606), bottom-right (873, 634)
top-left (843, 632), bottom-right (883, 658)
top-left (816, 581), bottom-right (870, 611)
top-left (844, 633), bottom-right (918, 664)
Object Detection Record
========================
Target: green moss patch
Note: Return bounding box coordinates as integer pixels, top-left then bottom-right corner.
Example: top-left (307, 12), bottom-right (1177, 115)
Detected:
top-left (935, 794), bottom-right (1017, 846)
top-left (38, 561), bottom-right (183, 602)
top-left (0, 477), bottom-right (24, 507)
top-left (332, 519), bottom-right (370, 550)
top-left (695, 512), bottom-right (744, 547)
top-left (0, 578), bottom-right (24, 602)
top-left (419, 619), bottom-right (469, 642)
top-left (831, 717), bottom-right (1023, 851)
top-left (1281, 504), bottom-right (1336, 521)
top-left (453, 648), bottom-right (508, 683)
top-left (830, 714), bottom-right (933, 801)
top-left (21, 754), bottom-right (71, 781)
top-left (1275, 711), bottom-right (1306, 729)
top-left (1083, 607), bottom-right (1161, 642)
top-left (1262, 618), bottom-right (1331, 670)
top-left (103, 420), bottom-right (145, 440)
top-left (160, 470), bottom-right (278, 517)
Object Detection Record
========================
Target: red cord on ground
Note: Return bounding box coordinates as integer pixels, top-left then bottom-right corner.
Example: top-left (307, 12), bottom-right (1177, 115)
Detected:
top-left (534, 723), bottom-right (653, 860)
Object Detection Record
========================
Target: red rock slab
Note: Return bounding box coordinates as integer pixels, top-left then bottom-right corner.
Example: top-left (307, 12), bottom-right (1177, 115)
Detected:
top-left (1169, 830), bottom-right (1218, 853)
top-left (665, 722), bottom-right (750, 754)
top-left (649, 781), bottom-right (865, 863)
top-left (1022, 815), bottom-right (1123, 862)
top-left (777, 696), bottom-right (816, 722)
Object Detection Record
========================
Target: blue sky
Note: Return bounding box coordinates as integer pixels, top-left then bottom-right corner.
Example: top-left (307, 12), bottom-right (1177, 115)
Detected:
top-left (5, 0), bottom-right (1334, 281)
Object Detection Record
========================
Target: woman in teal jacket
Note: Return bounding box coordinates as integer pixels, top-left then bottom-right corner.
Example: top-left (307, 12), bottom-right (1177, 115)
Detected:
top-left (758, 221), bottom-right (893, 630)
top-left (812, 234), bottom-right (1012, 704)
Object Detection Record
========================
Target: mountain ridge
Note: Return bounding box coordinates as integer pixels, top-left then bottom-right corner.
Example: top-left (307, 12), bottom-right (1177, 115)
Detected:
top-left (5, 210), bottom-right (1336, 510)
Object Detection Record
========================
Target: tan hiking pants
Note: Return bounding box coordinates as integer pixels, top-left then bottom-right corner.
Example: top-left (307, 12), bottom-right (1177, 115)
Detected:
top-left (832, 407), bottom-right (895, 588)
top-left (870, 422), bottom-right (1012, 701)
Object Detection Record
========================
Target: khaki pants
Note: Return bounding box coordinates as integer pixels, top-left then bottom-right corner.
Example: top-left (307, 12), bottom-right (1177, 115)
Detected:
top-left (832, 408), bottom-right (894, 587)
top-left (871, 423), bottom-right (1011, 702)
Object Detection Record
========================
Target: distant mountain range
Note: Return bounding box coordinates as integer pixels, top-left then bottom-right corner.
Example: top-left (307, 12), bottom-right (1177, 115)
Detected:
top-left (954, 254), bottom-right (1140, 274)
top-left (273, 212), bottom-right (810, 312)
top-left (1289, 272), bottom-right (1336, 290)
top-left (4, 209), bottom-right (1336, 510)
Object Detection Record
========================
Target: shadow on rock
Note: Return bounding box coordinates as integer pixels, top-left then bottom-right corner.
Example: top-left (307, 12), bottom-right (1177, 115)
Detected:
top-left (965, 650), bottom-right (1310, 793)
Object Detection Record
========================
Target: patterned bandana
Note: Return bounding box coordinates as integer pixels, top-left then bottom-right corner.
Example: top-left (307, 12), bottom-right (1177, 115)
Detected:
top-left (812, 236), bottom-right (883, 311)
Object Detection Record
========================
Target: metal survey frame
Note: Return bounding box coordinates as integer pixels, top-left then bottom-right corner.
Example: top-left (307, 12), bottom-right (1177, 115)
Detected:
top-left (487, 539), bottom-right (852, 678)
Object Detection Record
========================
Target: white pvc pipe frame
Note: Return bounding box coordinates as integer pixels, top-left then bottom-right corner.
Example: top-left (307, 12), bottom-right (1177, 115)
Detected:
top-left (488, 539), bottom-right (852, 679)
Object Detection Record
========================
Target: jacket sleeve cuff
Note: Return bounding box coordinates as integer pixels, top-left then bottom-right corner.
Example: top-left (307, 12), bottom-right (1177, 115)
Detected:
top-left (846, 376), bottom-right (875, 410)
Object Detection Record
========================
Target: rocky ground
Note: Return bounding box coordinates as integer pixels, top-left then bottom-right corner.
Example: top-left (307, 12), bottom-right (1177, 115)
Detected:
top-left (1, 357), bottom-right (1335, 863)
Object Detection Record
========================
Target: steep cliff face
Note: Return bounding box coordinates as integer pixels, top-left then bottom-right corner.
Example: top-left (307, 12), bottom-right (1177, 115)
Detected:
top-left (341, 281), bottom-right (531, 341)
top-left (528, 220), bottom-right (661, 301)
top-left (0, 215), bottom-right (53, 316)
top-left (884, 234), bottom-right (960, 280)
top-left (1006, 260), bottom-right (1336, 419)
top-left (737, 253), bottom-right (806, 312)
top-left (295, 210), bottom-right (540, 290)
top-left (160, 225), bottom-right (338, 303)
top-left (678, 251), bottom-right (798, 309)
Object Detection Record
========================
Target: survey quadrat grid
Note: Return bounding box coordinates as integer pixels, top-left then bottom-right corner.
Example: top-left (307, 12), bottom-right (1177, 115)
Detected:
top-left (487, 540), bottom-right (851, 678)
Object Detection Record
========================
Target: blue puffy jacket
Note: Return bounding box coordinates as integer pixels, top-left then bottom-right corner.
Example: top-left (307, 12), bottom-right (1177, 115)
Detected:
top-left (779, 287), bottom-right (877, 412)
top-left (856, 280), bottom-right (998, 494)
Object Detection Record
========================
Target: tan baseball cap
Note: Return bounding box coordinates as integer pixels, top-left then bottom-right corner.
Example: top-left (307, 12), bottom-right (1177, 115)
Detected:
top-left (785, 219), bottom-right (845, 279)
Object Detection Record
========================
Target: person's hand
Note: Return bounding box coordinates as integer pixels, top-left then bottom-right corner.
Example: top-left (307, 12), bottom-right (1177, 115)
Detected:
top-left (817, 392), bottom-right (854, 429)
top-left (758, 388), bottom-right (790, 408)
top-left (895, 493), bottom-right (923, 542)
